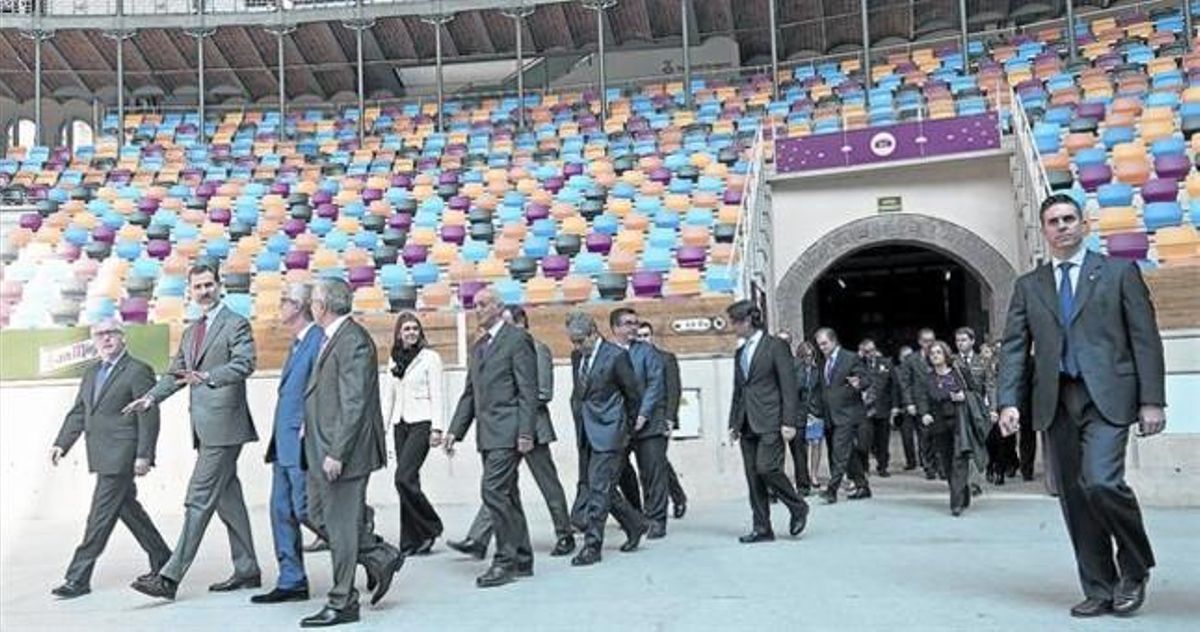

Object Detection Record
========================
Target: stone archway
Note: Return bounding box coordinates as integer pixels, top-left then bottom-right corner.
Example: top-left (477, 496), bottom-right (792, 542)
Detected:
top-left (774, 213), bottom-right (1019, 338)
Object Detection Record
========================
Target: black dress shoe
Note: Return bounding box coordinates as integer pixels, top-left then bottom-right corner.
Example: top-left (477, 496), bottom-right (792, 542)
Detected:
top-left (571, 547), bottom-right (602, 566)
top-left (370, 554), bottom-right (404, 606)
top-left (848, 487), bottom-right (872, 500)
top-left (798, 487), bottom-right (812, 497)
top-left (876, 469), bottom-right (891, 478)
top-left (209, 573), bottom-right (262, 592)
top-left (401, 537), bottom-right (436, 557)
top-left (131, 574), bottom-right (177, 600)
top-left (251, 586), bottom-right (310, 603)
top-left (51, 581), bottom-right (91, 599)
top-left (300, 604), bottom-right (359, 627)
top-left (738, 531), bottom-right (776, 544)
top-left (903, 463), bottom-right (917, 471)
top-left (820, 490), bottom-right (837, 504)
top-left (924, 471), bottom-right (937, 480)
top-left (303, 538), bottom-right (329, 553)
top-left (514, 562), bottom-right (534, 578)
top-left (447, 538), bottom-right (488, 560)
top-left (1070, 597), bottom-right (1113, 618)
top-left (1113, 576), bottom-right (1148, 617)
top-left (646, 523), bottom-right (667, 540)
top-left (475, 565), bottom-right (514, 589)
top-left (1022, 472), bottom-right (1035, 482)
top-left (951, 507), bottom-right (963, 517)
top-left (672, 501), bottom-right (687, 519)
top-left (619, 522), bottom-right (649, 552)
top-left (550, 535), bottom-right (576, 557)
top-left (970, 484), bottom-right (983, 497)
top-left (789, 508), bottom-right (809, 537)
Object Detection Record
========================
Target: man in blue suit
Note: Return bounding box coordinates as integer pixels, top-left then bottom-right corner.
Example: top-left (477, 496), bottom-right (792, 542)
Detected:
top-left (566, 311), bottom-right (649, 567)
top-left (608, 307), bottom-right (669, 539)
top-left (252, 283), bottom-right (324, 604)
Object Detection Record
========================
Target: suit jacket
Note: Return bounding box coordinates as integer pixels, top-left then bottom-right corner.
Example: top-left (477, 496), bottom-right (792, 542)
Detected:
top-left (570, 340), bottom-right (642, 452)
top-left (267, 324), bottom-right (323, 467)
top-left (809, 348), bottom-right (870, 427)
top-left (55, 353), bottom-right (161, 475)
top-left (448, 322), bottom-right (538, 451)
top-left (659, 348), bottom-right (682, 427)
top-left (148, 305), bottom-right (258, 448)
top-left (955, 352), bottom-right (997, 413)
top-left (897, 350), bottom-right (930, 409)
top-left (862, 355), bottom-right (894, 418)
top-left (625, 340), bottom-right (666, 438)
top-left (303, 317), bottom-right (387, 480)
top-left (384, 347), bottom-right (446, 429)
top-left (998, 251), bottom-right (1165, 429)
top-left (533, 338), bottom-right (557, 445)
top-left (794, 360), bottom-right (821, 424)
top-left (728, 332), bottom-right (798, 435)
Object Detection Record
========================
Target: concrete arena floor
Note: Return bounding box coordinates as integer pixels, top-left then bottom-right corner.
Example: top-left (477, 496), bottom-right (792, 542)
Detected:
top-left (2, 470), bottom-right (1197, 631)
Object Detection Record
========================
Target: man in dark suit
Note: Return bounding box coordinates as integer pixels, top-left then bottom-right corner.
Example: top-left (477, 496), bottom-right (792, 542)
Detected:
top-left (252, 283), bottom-right (323, 605)
top-left (898, 328), bottom-right (939, 479)
top-left (892, 346), bottom-right (918, 470)
top-left (127, 263), bottom-right (261, 600)
top-left (607, 307), bottom-right (669, 539)
top-left (637, 322), bottom-right (688, 519)
top-left (566, 311), bottom-right (649, 566)
top-left (811, 327), bottom-right (872, 504)
top-left (998, 193), bottom-right (1165, 618)
top-left (726, 300), bottom-right (809, 543)
top-left (49, 317), bottom-right (172, 599)
top-left (300, 278), bottom-right (403, 627)
top-left (445, 287), bottom-right (537, 589)
top-left (858, 339), bottom-right (894, 478)
top-left (448, 305), bottom-right (575, 560)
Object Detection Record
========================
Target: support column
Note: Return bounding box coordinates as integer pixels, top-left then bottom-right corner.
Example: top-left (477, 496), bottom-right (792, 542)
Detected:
top-left (1065, 0), bottom-right (1078, 62)
top-left (681, 0), bottom-right (692, 107)
top-left (21, 26), bottom-right (54, 147)
top-left (185, 27), bottom-right (216, 145)
top-left (266, 1), bottom-right (295, 133)
top-left (861, 0), bottom-right (871, 109)
top-left (1185, 0), bottom-right (1194, 51)
top-left (959, 0), bottom-right (969, 63)
top-left (501, 4), bottom-right (535, 129)
top-left (421, 13), bottom-right (456, 133)
top-left (768, 0), bottom-right (778, 99)
top-left (102, 27), bottom-right (136, 150)
top-left (582, 0), bottom-right (617, 120)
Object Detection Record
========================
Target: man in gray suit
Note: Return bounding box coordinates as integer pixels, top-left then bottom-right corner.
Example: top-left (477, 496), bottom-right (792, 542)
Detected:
top-left (566, 311), bottom-right (648, 566)
top-left (444, 287), bottom-right (538, 589)
top-left (448, 305), bottom-right (575, 560)
top-left (300, 278), bottom-right (404, 627)
top-left (50, 317), bottom-right (172, 599)
top-left (127, 263), bottom-right (261, 600)
top-left (998, 193), bottom-right (1165, 619)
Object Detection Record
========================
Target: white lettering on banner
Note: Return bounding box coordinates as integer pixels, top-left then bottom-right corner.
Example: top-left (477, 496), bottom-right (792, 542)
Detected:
top-left (671, 317), bottom-right (728, 334)
top-left (38, 339), bottom-right (98, 376)
top-left (870, 132), bottom-right (898, 157)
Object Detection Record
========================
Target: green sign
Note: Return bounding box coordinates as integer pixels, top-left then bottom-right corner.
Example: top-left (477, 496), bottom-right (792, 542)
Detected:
top-left (0, 324), bottom-right (170, 381)
top-left (877, 196), bottom-right (903, 213)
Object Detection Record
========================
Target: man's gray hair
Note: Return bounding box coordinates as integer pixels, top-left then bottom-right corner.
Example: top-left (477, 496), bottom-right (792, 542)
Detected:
top-left (315, 278), bottom-right (353, 316)
top-left (284, 282), bottom-right (314, 321)
top-left (90, 316), bottom-right (126, 336)
top-left (565, 310), bottom-right (597, 338)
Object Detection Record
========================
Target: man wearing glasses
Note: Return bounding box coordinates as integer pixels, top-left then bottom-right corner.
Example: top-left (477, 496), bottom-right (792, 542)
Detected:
top-left (50, 317), bottom-right (172, 599)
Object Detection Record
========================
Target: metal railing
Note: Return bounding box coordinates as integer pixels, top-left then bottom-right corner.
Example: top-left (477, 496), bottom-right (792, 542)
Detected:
top-left (1007, 85), bottom-right (1052, 266)
top-left (731, 126), bottom-right (766, 302)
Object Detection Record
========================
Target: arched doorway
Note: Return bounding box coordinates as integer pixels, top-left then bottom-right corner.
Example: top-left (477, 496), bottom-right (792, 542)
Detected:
top-left (775, 214), bottom-right (1019, 349)
top-left (802, 244), bottom-right (987, 353)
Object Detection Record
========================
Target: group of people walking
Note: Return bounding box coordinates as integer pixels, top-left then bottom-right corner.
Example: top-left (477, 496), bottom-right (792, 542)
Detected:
top-left (46, 193), bottom-right (1168, 624)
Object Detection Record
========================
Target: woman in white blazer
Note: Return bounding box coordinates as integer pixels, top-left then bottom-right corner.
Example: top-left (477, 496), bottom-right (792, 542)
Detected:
top-left (384, 312), bottom-right (445, 556)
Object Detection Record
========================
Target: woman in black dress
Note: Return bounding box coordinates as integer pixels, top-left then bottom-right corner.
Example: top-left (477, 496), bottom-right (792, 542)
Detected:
top-left (916, 340), bottom-right (985, 516)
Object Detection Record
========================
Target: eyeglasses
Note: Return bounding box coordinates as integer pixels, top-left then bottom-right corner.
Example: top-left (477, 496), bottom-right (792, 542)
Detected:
top-left (93, 330), bottom-right (123, 338)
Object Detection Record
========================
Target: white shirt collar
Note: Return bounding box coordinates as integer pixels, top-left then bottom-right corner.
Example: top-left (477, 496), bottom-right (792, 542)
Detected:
top-left (486, 319), bottom-right (504, 340)
top-left (324, 314), bottom-right (350, 342)
top-left (296, 321), bottom-right (316, 343)
top-left (200, 301), bottom-right (223, 321)
top-left (744, 330), bottom-right (763, 347)
top-left (100, 349), bottom-right (127, 367)
top-left (1051, 246), bottom-right (1087, 270)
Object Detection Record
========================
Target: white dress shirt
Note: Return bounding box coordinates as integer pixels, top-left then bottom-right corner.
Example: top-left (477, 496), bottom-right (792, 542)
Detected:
top-left (384, 347), bottom-right (446, 431)
top-left (740, 330), bottom-right (763, 376)
top-left (1051, 246), bottom-right (1087, 295)
top-left (323, 314), bottom-right (350, 347)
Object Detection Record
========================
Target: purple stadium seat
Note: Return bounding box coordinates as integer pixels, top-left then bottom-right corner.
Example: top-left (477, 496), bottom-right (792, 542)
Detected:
top-left (316, 203), bottom-right (338, 219)
top-left (391, 174), bottom-right (413, 189)
top-left (541, 254), bottom-right (570, 280)
top-left (270, 182), bottom-right (290, 196)
top-left (1106, 232), bottom-right (1150, 260)
top-left (676, 245), bottom-right (708, 269)
top-left (209, 207), bottom-right (232, 225)
top-left (362, 188), bottom-right (383, 202)
top-left (1075, 102), bottom-right (1105, 121)
top-left (1140, 178), bottom-right (1179, 204)
top-left (585, 232), bottom-right (613, 255)
top-left (119, 297), bottom-right (150, 324)
top-left (283, 218), bottom-right (307, 238)
top-left (389, 213), bottom-right (413, 230)
top-left (459, 280), bottom-right (487, 309)
top-left (285, 250), bottom-right (310, 270)
top-left (1154, 155), bottom-right (1190, 181)
top-left (92, 225), bottom-right (116, 244)
top-left (441, 224), bottom-right (467, 244)
top-left (146, 239), bottom-right (172, 260)
top-left (723, 188), bottom-right (743, 205)
top-left (348, 265), bottom-right (375, 289)
top-left (526, 203), bottom-right (550, 222)
top-left (19, 213), bottom-right (41, 231)
top-left (448, 196), bottom-right (471, 211)
top-left (631, 271), bottom-right (664, 298)
top-left (137, 198), bottom-right (160, 213)
top-left (402, 244), bottom-right (429, 266)
top-left (1077, 164), bottom-right (1113, 192)
top-left (311, 190), bottom-right (332, 205)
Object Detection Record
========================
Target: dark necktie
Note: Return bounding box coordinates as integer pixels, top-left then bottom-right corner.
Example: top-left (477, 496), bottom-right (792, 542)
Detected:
top-left (93, 361), bottom-right (113, 404)
top-left (824, 354), bottom-right (835, 384)
top-left (1058, 262), bottom-right (1080, 377)
top-left (580, 350), bottom-right (591, 384)
top-left (475, 332), bottom-right (492, 362)
top-left (191, 314), bottom-right (208, 368)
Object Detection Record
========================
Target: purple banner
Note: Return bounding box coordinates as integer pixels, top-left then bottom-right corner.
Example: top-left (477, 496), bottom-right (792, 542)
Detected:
top-left (775, 113), bottom-right (1001, 173)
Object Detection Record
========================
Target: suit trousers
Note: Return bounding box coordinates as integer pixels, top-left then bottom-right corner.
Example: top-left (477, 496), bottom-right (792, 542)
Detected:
top-left (930, 423), bottom-right (971, 512)
top-left (826, 421), bottom-right (868, 493)
top-left (309, 473), bottom-right (399, 611)
top-left (467, 442), bottom-right (572, 543)
top-left (666, 460), bottom-right (688, 507)
top-left (480, 449), bottom-right (533, 570)
top-left (920, 424), bottom-right (941, 476)
top-left (269, 463), bottom-right (308, 590)
top-left (898, 413), bottom-right (919, 468)
top-left (617, 455), bottom-right (643, 513)
top-left (868, 416), bottom-right (891, 472)
top-left (161, 445), bottom-right (259, 583)
top-left (1048, 377), bottom-right (1155, 601)
top-left (392, 422), bottom-right (443, 550)
top-left (628, 435), bottom-right (670, 528)
top-left (785, 432), bottom-right (812, 492)
top-left (65, 473), bottom-right (171, 586)
top-left (580, 444), bottom-right (645, 550)
top-left (1018, 415), bottom-right (1038, 479)
top-left (305, 468), bottom-right (326, 536)
top-left (739, 430), bottom-right (808, 534)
